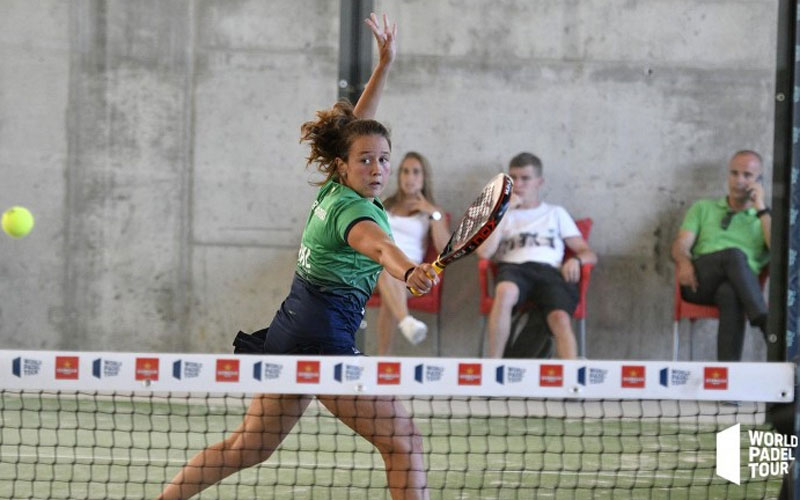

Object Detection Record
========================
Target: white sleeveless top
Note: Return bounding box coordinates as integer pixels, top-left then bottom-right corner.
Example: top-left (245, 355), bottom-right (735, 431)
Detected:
top-left (388, 212), bottom-right (430, 263)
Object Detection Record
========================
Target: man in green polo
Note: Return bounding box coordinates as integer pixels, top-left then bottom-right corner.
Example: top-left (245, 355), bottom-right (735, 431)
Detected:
top-left (671, 150), bottom-right (772, 361)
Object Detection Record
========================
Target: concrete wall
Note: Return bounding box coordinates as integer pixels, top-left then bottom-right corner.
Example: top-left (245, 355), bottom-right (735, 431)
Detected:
top-left (0, 0), bottom-right (778, 360)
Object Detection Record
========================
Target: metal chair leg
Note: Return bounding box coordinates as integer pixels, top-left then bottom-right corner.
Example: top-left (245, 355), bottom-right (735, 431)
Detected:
top-left (578, 318), bottom-right (587, 358)
top-left (672, 321), bottom-right (680, 361)
top-left (436, 312), bottom-right (442, 357)
top-left (480, 316), bottom-right (488, 358)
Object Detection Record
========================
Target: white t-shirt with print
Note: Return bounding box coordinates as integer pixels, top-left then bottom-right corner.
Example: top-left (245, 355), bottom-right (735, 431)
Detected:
top-left (494, 202), bottom-right (580, 268)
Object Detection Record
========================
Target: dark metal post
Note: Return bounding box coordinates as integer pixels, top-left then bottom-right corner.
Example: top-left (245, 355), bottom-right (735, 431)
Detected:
top-left (338, 0), bottom-right (374, 104)
top-left (771, 0), bottom-right (799, 498)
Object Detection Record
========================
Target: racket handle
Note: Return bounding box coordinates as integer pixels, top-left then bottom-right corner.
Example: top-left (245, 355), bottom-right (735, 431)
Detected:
top-left (408, 261), bottom-right (444, 297)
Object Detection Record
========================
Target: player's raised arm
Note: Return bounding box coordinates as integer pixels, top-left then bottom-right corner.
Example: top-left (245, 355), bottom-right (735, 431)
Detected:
top-left (353, 13), bottom-right (397, 120)
top-left (347, 219), bottom-right (439, 294)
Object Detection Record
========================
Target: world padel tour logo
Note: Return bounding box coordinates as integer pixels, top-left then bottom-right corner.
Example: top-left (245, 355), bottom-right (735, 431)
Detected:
top-left (253, 362), bottom-right (282, 381)
top-left (659, 368), bottom-right (690, 387)
top-left (539, 364), bottom-right (563, 387)
top-left (577, 366), bottom-right (607, 385)
top-left (716, 424), bottom-right (796, 484)
top-left (496, 365), bottom-right (525, 384)
top-left (334, 363), bottom-right (364, 382)
top-left (173, 360), bottom-right (202, 379)
top-left (415, 364), bottom-right (444, 383)
top-left (93, 358), bottom-right (121, 379)
top-left (12, 357), bottom-right (42, 377)
top-left (621, 365), bottom-right (645, 388)
top-left (296, 361), bottom-right (320, 383)
top-left (377, 362), bottom-right (401, 385)
top-left (458, 363), bottom-right (482, 385)
top-left (55, 356), bottom-right (79, 380)
top-left (704, 367), bottom-right (728, 390)
top-left (135, 357), bottom-right (159, 381)
top-left (216, 359), bottom-right (240, 382)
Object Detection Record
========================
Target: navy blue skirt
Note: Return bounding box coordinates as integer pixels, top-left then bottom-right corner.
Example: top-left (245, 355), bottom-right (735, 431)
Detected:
top-left (233, 274), bottom-right (365, 356)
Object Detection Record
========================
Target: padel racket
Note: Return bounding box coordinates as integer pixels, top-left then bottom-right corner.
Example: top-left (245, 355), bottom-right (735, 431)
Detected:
top-left (411, 173), bottom-right (513, 295)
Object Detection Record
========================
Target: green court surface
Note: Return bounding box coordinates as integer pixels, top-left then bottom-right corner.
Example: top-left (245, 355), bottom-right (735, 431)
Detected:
top-left (0, 393), bottom-right (783, 499)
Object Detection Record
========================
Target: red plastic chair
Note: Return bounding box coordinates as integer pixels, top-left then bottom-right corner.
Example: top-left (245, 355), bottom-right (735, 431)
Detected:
top-left (672, 264), bottom-right (769, 360)
top-left (478, 218), bottom-right (595, 357)
top-left (366, 216), bottom-right (448, 355)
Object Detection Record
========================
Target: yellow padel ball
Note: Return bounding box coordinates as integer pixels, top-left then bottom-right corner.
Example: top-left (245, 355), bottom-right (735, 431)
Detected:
top-left (2, 206), bottom-right (35, 238)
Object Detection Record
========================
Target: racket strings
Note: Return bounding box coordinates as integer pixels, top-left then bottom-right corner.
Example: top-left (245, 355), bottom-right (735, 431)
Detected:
top-left (451, 184), bottom-right (495, 247)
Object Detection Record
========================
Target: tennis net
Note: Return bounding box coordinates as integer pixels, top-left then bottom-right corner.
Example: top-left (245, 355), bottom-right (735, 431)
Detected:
top-left (0, 349), bottom-right (794, 499)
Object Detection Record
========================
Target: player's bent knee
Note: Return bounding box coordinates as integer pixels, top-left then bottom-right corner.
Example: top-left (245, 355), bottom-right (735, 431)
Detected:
top-left (493, 282), bottom-right (519, 308)
top-left (547, 310), bottom-right (573, 328)
top-left (374, 423), bottom-right (423, 456)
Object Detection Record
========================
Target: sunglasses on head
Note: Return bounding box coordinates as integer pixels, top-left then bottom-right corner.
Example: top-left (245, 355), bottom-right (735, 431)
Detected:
top-left (720, 210), bottom-right (735, 230)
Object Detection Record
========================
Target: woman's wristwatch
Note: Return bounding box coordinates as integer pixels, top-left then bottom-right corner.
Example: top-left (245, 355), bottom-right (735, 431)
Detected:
top-left (429, 210), bottom-right (442, 221)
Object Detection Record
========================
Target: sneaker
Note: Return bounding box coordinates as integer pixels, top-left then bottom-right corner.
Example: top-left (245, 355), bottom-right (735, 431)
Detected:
top-left (399, 316), bottom-right (427, 346)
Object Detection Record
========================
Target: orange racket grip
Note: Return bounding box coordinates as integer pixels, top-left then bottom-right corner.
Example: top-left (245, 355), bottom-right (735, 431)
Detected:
top-left (408, 261), bottom-right (444, 297)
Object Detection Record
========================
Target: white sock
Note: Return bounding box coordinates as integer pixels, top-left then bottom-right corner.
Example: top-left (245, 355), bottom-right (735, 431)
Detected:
top-left (398, 315), bottom-right (427, 346)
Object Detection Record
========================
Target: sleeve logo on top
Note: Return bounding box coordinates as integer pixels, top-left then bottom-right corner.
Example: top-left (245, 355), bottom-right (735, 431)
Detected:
top-left (458, 363), bottom-right (482, 385)
top-left (12, 357), bottom-right (42, 377)
top-left (377, 362), bottom-right (401, 385)
top-left (539, 364), bottom-right (563, 387)
top-left (296, 361), bottom-right (320, 383)
top-left (216, 359), bottom-right (240, 382)
top-left (55, 356), bottom-right (79, 380)
top-left (577, 366), bottom-right (607, 385)
top-left (334, 363), bottom-right (364, 382)
top-left (414, 364), bottom-right (444, 383)
top-left (92, 359), bottom-right (121, 379)
top-left (173, 360), bottom-right (202, 379)
top-left (659, 368), bottom-right (690, 387)
top-left (253, 362), bottom-right (282, 381)
top-left (135, 358), bottom-right (160, 381)
top-left (621, 365), bottom-right (646, 388)
top-left (704, 367), bottom-right (728, 390)
top-left (496, 365), bottom-right (525, 384)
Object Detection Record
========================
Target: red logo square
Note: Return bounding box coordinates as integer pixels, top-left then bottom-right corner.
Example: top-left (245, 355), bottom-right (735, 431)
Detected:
top-left (704, 367), bottom-right (728, 390)
top-left (55, 356), bottom-right (79, 380)
top-left (539, 364), bottom-right (563, 387)
top-left (621, 365), bottom-right (645, 388)
top-left (136, 358), bottom-right (160, 381)
top-left (296, 361), bottom-right (320, 384)
top-left (216, 359), bottom-right (240, 382)
top-left (458, 363), bottom-right (482, 385)
top-left (377, 362), bottom-right (401, 385)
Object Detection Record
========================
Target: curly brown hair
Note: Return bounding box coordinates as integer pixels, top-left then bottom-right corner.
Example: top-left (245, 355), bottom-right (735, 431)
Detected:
top-left (300, 100), bottom-right (392, 185)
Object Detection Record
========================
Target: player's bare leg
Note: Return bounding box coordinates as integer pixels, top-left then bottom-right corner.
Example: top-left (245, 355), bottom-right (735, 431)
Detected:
top-left (156, 394), bottom-right (311, 500)
top-left (486, 281), bottom-right (520, 358)
top-left (547, 310), bottom-right (578, 359)
top-left (377, 270), bottom-right (410, 354)
top-left (319, 395), bottom-right (429, 500)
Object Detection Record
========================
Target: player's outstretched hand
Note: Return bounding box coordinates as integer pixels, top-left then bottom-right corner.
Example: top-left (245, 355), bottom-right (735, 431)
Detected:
top-left (365, 12), bottom-right (397, 67)
top-left (405, 263), bottom-right (439, 295)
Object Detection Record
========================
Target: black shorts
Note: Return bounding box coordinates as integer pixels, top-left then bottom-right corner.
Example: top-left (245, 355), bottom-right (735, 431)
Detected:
top-left (495, 261), bottom-right (578, 316)
top-left (233, 274), bottom-right (364, 356)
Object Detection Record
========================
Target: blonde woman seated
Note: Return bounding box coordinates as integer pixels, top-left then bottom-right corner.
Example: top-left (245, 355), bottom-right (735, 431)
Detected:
top-left (377, 152), bottom-right (449, 354)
